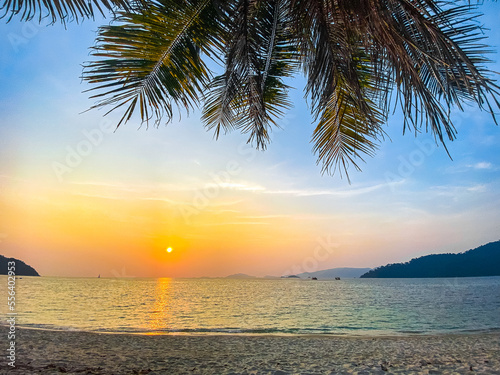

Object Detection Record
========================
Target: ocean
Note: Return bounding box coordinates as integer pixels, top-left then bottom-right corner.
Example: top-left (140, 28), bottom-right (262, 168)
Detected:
top-left (2, 276), bottom-right (500, 336)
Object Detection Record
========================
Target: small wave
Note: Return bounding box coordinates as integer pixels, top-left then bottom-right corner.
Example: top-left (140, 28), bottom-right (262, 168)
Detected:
top-left (457, 327), bottom-right (500, 334)
top-left (11, 323), bottom-right (500, 337)
top-left (397, 330), bottom-right (426, 334)
top-left (14, 323), bottom-right (86, 332)
top-left (90, 326), bottom-right (389, 336)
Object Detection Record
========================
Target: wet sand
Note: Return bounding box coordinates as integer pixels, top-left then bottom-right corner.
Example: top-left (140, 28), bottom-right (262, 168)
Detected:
top-left (2, 327), bottom-right (500, 374)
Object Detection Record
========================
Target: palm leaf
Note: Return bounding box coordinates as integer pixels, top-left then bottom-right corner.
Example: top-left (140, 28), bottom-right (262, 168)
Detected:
top-left (78, 0), bottom-right (500, 178)
top-left (312, 87), bottom-right (384, 181)
top-left (290, 0), bottom-right (388, 175)
top-left (0, 0), bottom-right (133, 23)
top-left (366, 0), bottom-right (499, 136)
top-left (82, 0), bottom-right (223, 127)
top-left (291, 0), bottom-right (499, 175)
top-left (202, 0), bottom-right (298, 149)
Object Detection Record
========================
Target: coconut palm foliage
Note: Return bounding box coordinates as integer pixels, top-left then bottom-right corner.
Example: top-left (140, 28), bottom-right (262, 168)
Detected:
top-left (0, 0), bottom-right (132, 23)
top-left (85, 0), bottom-right (499, 174)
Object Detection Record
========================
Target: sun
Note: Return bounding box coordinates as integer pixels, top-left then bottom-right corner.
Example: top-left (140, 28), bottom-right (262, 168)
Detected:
top-left (166, 247), bottom-right (173, 253)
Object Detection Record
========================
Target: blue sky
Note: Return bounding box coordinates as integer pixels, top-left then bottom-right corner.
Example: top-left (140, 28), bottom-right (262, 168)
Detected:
top-left (0, 4), bottom-right (500, 277)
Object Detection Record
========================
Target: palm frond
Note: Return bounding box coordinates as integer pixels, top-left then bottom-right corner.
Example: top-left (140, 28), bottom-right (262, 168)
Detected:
top-left (309, 41), bottom-right (387, 177)
top-left (82, 0), bottom-right (222, 128)
top-left (290, 0), bottom-right (388, 175)
top-left (202, 0), bottom-right (298, 149)
top-left (77, 0), bottom-right (500, 179)
top-left (291, 0), bottom-right (499, 175)
top-left (312, 87), bottom-right (384, 181)
top-left (0, 0), bottom-right (133, 24)
top-left (367, 0), bottom-right (499, 136)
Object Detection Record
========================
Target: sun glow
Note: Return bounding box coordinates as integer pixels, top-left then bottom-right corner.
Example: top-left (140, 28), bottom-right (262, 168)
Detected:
top-left (166, 247), bottom-right (173, 253)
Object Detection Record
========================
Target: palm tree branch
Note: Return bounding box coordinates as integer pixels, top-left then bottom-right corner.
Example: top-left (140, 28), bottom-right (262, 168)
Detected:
top-left (83, 0), bottom-right (221, 127)
top-left (312, 84), bottom-right (384, 181)
top-left (0, 0), bottom-right (133, 24)
top-left (203, 0), bottom-right (297, 149)
top-left (143, 0), bottom-right (211, 94)
top-left (366, 0), bottom-right (500, 140)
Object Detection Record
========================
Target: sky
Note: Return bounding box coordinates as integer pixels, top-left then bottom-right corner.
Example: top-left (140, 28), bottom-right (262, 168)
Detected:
top-left (1, 5), bottom-right (500, 278)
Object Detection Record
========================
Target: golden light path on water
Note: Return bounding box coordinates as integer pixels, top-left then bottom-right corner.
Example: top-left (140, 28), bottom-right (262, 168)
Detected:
top-left (147, 278), bottom-right (172, 333)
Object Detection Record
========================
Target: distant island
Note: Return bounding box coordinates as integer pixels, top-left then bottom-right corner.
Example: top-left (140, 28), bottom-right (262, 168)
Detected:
top-left (1, 255), bottom-right (40, 276)
top-left (225, 268), bottom-right (372, 280)
top-left (299, 267), bottom-right (372, 279)
top-left (225, 273), bottom-right (257, 279)
top-left (361, 240), bottom-right (500, 278)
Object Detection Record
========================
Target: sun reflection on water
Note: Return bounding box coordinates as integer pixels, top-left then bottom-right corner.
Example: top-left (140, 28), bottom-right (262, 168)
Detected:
top-left (146, 278), bottom-right (172, 332)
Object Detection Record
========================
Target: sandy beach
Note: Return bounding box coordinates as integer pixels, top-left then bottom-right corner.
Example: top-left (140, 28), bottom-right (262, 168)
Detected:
top-left (1, 328), bottom-right (499, 374)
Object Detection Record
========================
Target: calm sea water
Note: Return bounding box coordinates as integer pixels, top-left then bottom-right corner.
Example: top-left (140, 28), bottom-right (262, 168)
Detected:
top-left (1, 276), bottom-right (500, 336)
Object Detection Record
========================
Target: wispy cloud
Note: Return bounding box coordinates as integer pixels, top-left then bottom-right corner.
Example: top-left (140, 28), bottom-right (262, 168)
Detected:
top-left (69, 181), bottom-right (197, 193)
top-left (0, 174), bottom-right (30, 183)
top-left (469, 162), bottom-right (493, 170)
top-left (206, 182), bottom-right (266, 192)
top-left (238, 215), bottom-right (289, 219)
top-left (429, 183), bottom-right (489, 197)
top-left (197, 221), bottom-right (269, 226)
top-left (467, 184), bottom-right (487, 193)
top-left (262, 182), bottom-right (388, 197)
top-left (445, 161), bottom-right (496, 174)
top-left (69, 191), bottom-right (181, 204)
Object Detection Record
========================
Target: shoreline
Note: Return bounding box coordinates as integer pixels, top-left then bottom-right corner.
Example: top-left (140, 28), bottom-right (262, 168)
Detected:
top-left (4, 324), bottom-right (500, 339)
top-left (2, 327), bottom-right (500, 374)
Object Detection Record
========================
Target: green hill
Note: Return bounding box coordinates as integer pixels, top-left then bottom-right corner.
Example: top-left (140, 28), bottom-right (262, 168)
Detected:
top-left (0, 255), bottom-right (40, 276)
top-left (361, 241), bottom-right (500, 278)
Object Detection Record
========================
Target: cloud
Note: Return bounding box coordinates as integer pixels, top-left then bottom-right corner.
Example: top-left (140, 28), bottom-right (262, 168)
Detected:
top-left (198, 221), bottom-right (269, 226)
top-left (467, 184), bottom-right (487, 193)
top-left (206, 182), bottom-right (266, 192)
top-left (238, 215), bottom-right (289, 219)
top-left (429, 184), bottom-right (489, 199)
top-left (262, 182), bottom-right (388, 198)
top-left (70, 192), bottom-right (181, 205)
top-left (446, 161), bottom-right (496, 174)
top-left (470, 162), bottom-right (493, 170)
top-left (70, 181), bottom-right (196, 193)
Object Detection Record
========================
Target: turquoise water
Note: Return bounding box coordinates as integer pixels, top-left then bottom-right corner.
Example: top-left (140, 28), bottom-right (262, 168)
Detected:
top-left (1, 276), bottom-right (500, 335)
